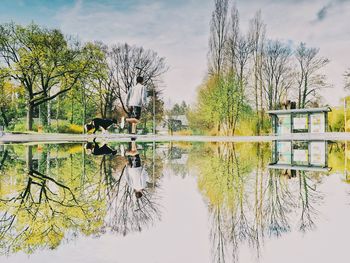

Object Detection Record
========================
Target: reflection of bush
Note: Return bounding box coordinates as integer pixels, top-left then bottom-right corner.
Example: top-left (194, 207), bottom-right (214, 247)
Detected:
top-left (0, 145), bottom-right (106, 255)
top-left (0, 143), bottom-right (163, 256)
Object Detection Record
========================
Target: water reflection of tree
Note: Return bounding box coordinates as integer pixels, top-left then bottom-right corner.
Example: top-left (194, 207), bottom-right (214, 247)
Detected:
top-left (0, 148), bottom-right (8, 171)
top-left (210, 205), bottom-right (229, 263)
top-left (100, 143), bottom-right (162, 236)
top-left (0, 142), bottom-right (164, 255)
top-left (194, 143), bottom-right (257, 263)
top-left (264, 169), bottom-right (292, 237)
top-left (298, 171), bottom-right (323, 232)
top-left (191, 142), bottom-right (325, 263)
top-left (107, 179), bottom-right (160, 236)
top-left (0, 145), bottom-right (106, 255)
top-left (0, 168), bottom-right (82, 249)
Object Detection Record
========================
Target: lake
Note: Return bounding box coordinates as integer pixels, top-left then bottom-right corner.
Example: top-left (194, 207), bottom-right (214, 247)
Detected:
top-left (0, 140), bottom-right (349, 263)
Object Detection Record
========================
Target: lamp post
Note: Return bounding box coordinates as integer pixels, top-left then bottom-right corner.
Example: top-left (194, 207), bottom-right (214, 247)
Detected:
top-left (153, 84), bottom-right (156, 135)
top-left (345, 97), bottom-right (348, 180)
top-left (345, 97), bottom-right (347, 132)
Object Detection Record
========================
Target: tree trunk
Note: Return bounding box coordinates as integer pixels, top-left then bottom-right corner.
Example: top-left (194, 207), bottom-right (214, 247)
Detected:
top-left (254, 55), bottom-right (260, 135)
top-left (39, 103), bottom-right (48, 127)
top-left (82, 85), bottom-right (86, 133)
top-left (70, 96), bottom-right (74, 124)
top-left (56, 97), bottom-right (60, 131)
top-left (259, 58), bottom-right (264, 133)
top-left (47, 100), bottom-right (51, 128)
top-left (0, 107), bottom-right (9, 127)
top-left (27, 103), bottom-right (34, 131)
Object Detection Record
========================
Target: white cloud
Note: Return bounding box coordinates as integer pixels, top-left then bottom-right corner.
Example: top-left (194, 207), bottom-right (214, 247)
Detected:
top-left (238, 0), bottom-right (350, 106)
top-left (54, 0), bottom-right (350, 106)
top-left (54, 0), bottom-right (212, 106)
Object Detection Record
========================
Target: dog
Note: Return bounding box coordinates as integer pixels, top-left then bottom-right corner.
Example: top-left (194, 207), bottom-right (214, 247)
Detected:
top-left (281, 100), bottom-right (296, 110)
top-left (85, 117), bottom-right (125, 134)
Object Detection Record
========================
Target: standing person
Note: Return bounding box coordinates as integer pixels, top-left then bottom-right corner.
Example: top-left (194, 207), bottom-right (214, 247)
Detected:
top-left (125, 76), bottom-right (148, 134)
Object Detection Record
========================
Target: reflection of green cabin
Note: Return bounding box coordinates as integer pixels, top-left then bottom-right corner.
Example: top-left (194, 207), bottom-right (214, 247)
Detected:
top-left (269, 140), bottom-right (331, 172)
top-left (268, 107), bottom-right (331, 135)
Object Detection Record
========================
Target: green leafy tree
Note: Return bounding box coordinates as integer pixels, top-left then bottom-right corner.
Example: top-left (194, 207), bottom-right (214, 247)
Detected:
top-left (189, 74), bottom-right (250, 135)
top-left (0, 23), bottom-right (91, 130)
top-left (0, 69), bottom-right (25, 128)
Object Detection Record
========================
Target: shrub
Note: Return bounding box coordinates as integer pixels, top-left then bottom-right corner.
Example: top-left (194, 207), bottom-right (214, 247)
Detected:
top-left (173, 129), bottom-right (193, 136)
top-left (328, 108), bottom-right (345, 132)
top-left (68, 124), bottom-right (84, 134)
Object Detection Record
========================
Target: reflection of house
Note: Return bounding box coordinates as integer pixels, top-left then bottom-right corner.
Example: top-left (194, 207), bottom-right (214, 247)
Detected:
top-left (269, 140), bottom-right (331, 172)
top-left (173, 115), bottom-right (188, 127)
top-left (156, 115), bottom-right (189, 134)
top-left (167, 147), bottom-right (188, 165)
top-left (268, 107), bottom-right (331, 135)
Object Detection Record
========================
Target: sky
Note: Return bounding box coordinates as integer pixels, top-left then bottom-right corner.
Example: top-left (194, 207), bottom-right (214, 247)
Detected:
top-left (0, 0), bottom-right (349, 106)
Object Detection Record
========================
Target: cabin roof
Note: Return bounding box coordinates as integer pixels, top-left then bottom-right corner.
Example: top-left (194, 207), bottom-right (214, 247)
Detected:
top-left (268, 107), bottom-right (331, 115)
top-left (268, 163), bottom-right (331, 172)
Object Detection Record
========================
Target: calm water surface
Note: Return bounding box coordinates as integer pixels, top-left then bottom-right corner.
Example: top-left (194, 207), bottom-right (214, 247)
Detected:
top-left (0, 141), bottom-right (349, 263)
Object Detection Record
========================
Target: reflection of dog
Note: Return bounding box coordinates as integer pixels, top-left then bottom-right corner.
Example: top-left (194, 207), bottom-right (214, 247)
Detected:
top-left (85, 138), bottom-right (118, 156)
top-left (282, 169), bottom-right (297, 179)
top-left (85, 118), bottom-right (123, 134)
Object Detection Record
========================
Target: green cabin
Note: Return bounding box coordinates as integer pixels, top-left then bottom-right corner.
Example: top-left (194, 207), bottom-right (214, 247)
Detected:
top-left (268, 107), bottom-right (331, 135)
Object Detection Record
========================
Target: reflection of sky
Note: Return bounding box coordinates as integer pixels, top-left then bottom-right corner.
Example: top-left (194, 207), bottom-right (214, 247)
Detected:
top-left (250, 174), bottom-right (349, 263)
top-left (2, 168), bottom-right (350, 263)
top-left (1, 175), bottom-right (211, 263)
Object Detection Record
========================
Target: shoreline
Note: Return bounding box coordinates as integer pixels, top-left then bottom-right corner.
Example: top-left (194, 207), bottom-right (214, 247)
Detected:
top-left (1, 132), bottom-right (350, 144)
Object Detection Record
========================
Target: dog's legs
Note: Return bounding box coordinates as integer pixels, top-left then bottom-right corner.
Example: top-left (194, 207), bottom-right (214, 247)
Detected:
top-left (101, 127), bottom-right (109, 136)
top-left (120, 117), bottom-right (125, 129)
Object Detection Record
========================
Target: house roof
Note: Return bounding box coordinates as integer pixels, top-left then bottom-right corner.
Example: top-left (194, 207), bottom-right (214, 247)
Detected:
top-left (168, 115), bottom-right (188, 125)
top-left (268, 107), bottom-right (331, 115)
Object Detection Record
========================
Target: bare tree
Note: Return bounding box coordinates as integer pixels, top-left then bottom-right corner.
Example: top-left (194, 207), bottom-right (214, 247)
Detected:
top-left (262, 40), bottom-right (293, 110)
top-left (344, 69), bottom-right (350, 90)
top-left (235, 35), bottom-right (252, 84)
top-left (248, 11), bottom-right (266, 134)
top-left (85, 42), bottom-right (119, 119)
top-left (225, 3), bottom-right (240, 74)
top-left (225, 33), bottom-right (252, 134)
top-left (110, 43), bottom-right (167, 114)
top-left (295, 42), bottom-right (330, 108)
top-left (208, 0), bottom-right (229, 75)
